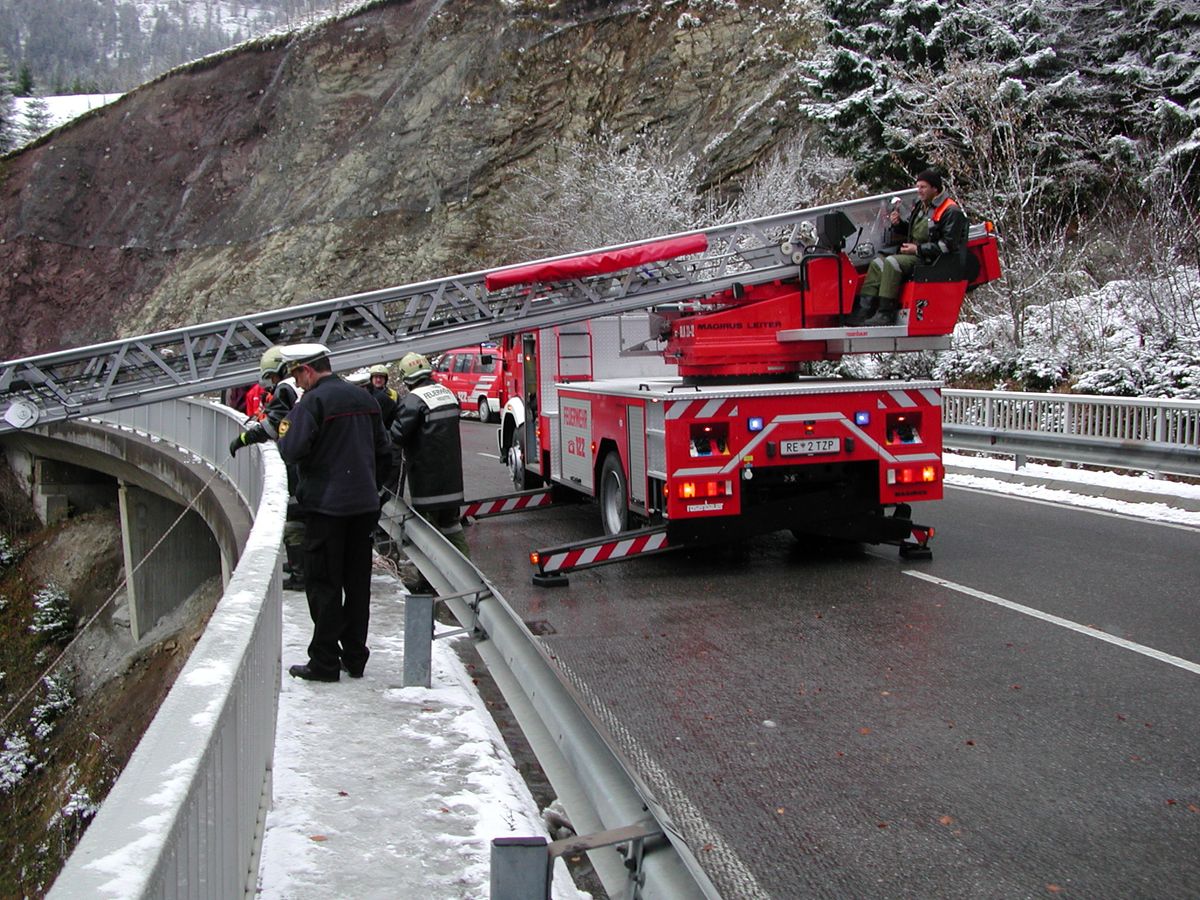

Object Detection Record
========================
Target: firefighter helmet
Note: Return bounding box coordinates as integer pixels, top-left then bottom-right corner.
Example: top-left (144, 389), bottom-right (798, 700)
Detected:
top-left (368, 364), bottom-right (390, 380)
top-left (398, 352), bottom-right (432, 386)
top-left (258, 346), bottom-right (288, 389)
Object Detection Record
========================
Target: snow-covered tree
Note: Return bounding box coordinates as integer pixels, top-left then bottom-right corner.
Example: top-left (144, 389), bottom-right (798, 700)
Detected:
top-left (493, 131), bottom-right (721, 259)
top-left (29, 583), bottom-right (75, 644)
top-left (0, 730), bottom-right (35, 794)
top-left (0, 533), bottom-right (18, 569)
top-left (726, 130), bottom-right (854, 221)
top-left (21, 96), bottom-right (52, 144)
top-left (0, 51), bottom-right (18, 154)
top-left (30, 672), bottom-right (75, 741)
top-left (800, 0), bottom-right (1200, 202)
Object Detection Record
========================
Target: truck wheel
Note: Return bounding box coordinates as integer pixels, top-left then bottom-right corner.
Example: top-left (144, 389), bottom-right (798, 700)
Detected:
top-left (509, 424), bottom-right (543, 490)
top-left (477, 397), bottom-right (493, 424)
top-left (599, 452), bottom-right (629, 535)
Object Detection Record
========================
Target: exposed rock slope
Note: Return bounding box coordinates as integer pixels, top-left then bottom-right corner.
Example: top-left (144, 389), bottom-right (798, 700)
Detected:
top-left (0, 0), bottom-right (817, 359)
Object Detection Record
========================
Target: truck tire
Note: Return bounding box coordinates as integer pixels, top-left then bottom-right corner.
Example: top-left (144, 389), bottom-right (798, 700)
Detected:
top-left (599, 452), bottom-right (629, 535)
top-left (509, 424), bottom-right (543, 490)
top-left (477, 397), bottom-right (493, 424)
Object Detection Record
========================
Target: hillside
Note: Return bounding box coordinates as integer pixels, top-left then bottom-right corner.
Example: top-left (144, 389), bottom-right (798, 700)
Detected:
top-left (0, 0), bottom-right (814, 361)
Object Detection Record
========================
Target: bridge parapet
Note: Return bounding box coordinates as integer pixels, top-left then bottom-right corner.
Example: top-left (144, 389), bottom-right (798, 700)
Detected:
top-left (44, 399), bottom-right (288, 899)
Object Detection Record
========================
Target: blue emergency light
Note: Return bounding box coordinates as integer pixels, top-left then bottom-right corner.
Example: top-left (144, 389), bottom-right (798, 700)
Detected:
top-left (747, 416), bottom-right (764, 432)
top-left (855, 411), bottom-right (871, 426)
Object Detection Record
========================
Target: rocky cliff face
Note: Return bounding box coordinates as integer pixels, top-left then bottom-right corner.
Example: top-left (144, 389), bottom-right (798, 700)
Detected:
top-left (0, 0), bottom-right (818, 360)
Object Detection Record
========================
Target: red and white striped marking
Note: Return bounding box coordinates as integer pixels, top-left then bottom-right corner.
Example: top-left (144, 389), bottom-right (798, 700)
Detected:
top-left (536, 530), bottom-right (670, 574)
top-left (463, 490), bottom-right (553, 519)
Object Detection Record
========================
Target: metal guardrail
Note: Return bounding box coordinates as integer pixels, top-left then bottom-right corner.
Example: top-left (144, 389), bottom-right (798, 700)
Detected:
top-left (380, 499), bottom-right (719, 899)
top-left (49, 399), bottom-right (288, 899)
top-left (942, 389), bottom-right (1200, 476)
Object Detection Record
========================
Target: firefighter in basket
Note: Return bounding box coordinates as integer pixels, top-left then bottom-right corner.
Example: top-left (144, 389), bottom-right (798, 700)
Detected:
top-left (389, 352), bottom-right (470, 558)
top-left (848, 167), bottom-right (969, 326)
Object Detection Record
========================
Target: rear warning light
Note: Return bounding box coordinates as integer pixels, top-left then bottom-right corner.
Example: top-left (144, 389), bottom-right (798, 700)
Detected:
top-left (677, 480), bottom-right (733, 499)
top-left (887, 466), bottom-right (940, 485)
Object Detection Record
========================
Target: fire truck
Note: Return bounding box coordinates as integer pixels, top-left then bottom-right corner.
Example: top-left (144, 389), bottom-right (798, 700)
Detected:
top-left (477, 191), bottom-right (999, 581)
top-left (0, 189), bottom-right (999, 582)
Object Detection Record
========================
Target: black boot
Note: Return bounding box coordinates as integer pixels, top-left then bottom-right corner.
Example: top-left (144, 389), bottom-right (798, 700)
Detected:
top-left (283, 543), bottom-right (305, 590)
top-left (862, 299), bottom-right (898, 326)
top-left (846, 294), bottom-right (878, 325)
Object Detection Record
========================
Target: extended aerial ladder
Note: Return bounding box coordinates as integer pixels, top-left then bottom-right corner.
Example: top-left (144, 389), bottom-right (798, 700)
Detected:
top-left (0, 189), bottom-right (997, 433)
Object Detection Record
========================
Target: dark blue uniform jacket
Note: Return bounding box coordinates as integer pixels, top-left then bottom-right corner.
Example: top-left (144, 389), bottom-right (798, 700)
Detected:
top-left (278, 374), bottom-right (392, 517)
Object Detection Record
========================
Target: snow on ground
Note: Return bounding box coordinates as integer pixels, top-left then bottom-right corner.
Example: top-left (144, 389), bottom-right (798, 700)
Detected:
top-left (256, 457), bottom-right (1197, 899)
top-left (257, 570), bottom-right (586, 900)
top-left (944, 452), bottom-right (1200, 528)
top-left (14, 94), bottom-right (124, 133)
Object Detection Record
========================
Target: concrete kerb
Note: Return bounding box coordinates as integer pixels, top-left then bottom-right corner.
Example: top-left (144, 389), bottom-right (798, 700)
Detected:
top-left (944, 463), bottom-right (1200, 513)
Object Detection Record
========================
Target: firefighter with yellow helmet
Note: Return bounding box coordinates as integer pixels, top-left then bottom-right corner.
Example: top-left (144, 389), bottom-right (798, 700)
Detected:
top-left (365, 363), bottom-right (399, 429)
top-left (229, 345), bottom-right (306, 588)
top-left (389, 351), bottom-right (469, 557)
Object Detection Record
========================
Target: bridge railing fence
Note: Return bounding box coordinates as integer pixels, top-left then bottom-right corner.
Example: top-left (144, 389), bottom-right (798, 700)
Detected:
top-left (49, 398), bottom-right (288, 900)
top-left (941, 389), bottom-right (1200, 477)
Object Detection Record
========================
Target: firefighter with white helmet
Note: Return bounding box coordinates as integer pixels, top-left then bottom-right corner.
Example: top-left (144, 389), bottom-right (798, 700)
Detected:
top-left (390, 351), bottom-right (469, 557)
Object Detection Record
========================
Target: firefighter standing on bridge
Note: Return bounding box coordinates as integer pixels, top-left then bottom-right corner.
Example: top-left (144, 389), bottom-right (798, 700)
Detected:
top-left (366, 364), bottom-right (399, 430)
top-left (229, 346), bottom-right (307, 589)
top-left (848, 167), bottom-right (969, 326)
top-left (276, 343), bottom-right (393, 682)
top-left (390, 352), bottom-right (470, 558)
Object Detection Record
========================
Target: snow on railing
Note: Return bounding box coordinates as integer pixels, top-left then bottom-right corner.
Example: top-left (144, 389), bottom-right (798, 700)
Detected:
top-left (943, 390), bottom-right (1200, 446)
top-left (942, 389), bottom-right (1200, 476)
top-left (49, 399), bottom-right (287, 900)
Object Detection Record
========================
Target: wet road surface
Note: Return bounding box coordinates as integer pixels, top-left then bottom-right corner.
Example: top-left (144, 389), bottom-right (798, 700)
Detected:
top-left (458, 420), bottom-right (1200, 898)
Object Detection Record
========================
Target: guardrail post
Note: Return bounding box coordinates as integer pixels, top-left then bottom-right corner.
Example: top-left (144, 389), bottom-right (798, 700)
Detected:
top-left (490, 836), bottom-right (551, 899)
top-left (403, 593), bottom-right (435, 688)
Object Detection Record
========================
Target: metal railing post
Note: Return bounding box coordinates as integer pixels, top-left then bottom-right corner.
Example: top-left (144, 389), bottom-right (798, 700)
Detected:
top-left (403, 593), bottom-right (435, 688)
top-left (490, 837), bottom-right (551, 900)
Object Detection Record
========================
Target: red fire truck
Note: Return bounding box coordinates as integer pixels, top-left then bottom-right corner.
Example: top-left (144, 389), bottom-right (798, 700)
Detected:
top-left (472, 191), bottom-right (1001, 582)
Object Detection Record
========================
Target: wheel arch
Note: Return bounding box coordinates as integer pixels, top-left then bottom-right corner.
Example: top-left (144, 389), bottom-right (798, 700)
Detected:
top-left (499, 397), bottom-right (526, 456)
top-left (594, 438), bottom-right (622, 493)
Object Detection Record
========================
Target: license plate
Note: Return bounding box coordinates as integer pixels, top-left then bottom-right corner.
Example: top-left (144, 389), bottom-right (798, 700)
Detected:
top-left (781, 437), bottom-right (840, 456)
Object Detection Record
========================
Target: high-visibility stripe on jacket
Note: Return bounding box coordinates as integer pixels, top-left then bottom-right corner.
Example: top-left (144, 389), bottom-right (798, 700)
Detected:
top-left (390, 379), bottom-right (465, 511)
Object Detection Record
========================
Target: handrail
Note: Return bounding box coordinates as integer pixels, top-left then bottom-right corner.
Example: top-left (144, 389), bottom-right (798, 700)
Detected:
top-left (942, 389), bottom-right (1200, 476)
top-left (48, 399), bottom-right (288, 898)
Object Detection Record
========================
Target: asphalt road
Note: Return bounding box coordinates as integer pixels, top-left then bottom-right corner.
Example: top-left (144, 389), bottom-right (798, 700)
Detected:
top-left (457, 419), bottom-right (1200, 899)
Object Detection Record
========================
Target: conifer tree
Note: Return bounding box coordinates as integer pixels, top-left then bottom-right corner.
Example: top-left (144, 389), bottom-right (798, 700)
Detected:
top-left (21, 96), bottom-right (52, 144)
top-left (0, 51), bottom-right (18, 154)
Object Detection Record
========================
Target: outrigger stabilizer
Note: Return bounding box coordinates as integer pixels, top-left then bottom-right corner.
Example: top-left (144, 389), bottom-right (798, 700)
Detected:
top-left (887, 504), bottom-right (934, 560)
top-left (460, 486), bottom-right (676, 586)
top-left (529, 524), bottom-right (674, 587)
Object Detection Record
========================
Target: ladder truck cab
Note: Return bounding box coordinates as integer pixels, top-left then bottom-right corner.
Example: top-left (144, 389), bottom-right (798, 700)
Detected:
top-left (493, 190), bottom-right (1000, 568)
